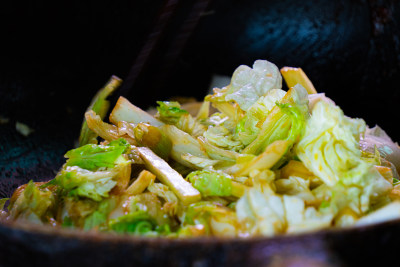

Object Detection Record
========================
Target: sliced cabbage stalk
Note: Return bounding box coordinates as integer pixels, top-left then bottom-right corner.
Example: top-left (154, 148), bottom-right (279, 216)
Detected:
top-left (125, 170), bottom-right (156, 195)
top-left (280, 160), bottom-right (315, 179)
top-left (210, 102), bottom-right (238, 119)
top-left (110, 96), bottom-right (163, 127)
top-left (160, 125), bottom-right (208, 168)
top-left (132, 123), bottom-right (172, 160)
top-left (233, 140), bottom-right (290, 176)
top-left (79, 76), bottom-right (122, 146)
top-left (85, 110), bottom-right (136, 144)
top-left (280, 67), bottom-right (317, 94)
top-left (137, 147), bottom-right (201, 205)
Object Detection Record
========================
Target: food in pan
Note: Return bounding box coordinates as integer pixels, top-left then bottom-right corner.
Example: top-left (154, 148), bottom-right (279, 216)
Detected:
top-left (1, 59), bottom-right (400, 238)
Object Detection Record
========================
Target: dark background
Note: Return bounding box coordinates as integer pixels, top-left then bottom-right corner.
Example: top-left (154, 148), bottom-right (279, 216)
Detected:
top-left (1, 0), bottom-right (400, 197)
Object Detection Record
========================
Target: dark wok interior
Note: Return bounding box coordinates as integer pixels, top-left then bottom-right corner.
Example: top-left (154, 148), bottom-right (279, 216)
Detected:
top-left (1, 0), bottom-right (400, 265)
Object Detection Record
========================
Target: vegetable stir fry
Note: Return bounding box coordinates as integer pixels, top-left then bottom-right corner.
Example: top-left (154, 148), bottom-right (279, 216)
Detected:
top-left (2, 59), bottom-right (400, 238)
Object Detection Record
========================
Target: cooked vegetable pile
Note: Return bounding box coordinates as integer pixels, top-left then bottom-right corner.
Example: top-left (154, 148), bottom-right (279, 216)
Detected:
top-left (2, 59), bottom-right (400, 238)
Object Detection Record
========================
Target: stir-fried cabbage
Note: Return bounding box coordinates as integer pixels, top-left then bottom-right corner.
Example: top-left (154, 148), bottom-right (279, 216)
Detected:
top-left (2, 59), bottom-right (400, 239)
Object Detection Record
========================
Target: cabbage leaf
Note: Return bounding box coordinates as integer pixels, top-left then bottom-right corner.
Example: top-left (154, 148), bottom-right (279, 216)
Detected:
top-left (206, 60), bottom-right (282, 111)
top-left (242, 84), bottom-right (309, 155)
top-left (9, 180), bottom-right (55, 224)
top-left (65, 138), bottom-right (130, 171)
top-left (187, 170), bottom-right (233, 197)
top-left (296, 100), bottom-right (368, 186)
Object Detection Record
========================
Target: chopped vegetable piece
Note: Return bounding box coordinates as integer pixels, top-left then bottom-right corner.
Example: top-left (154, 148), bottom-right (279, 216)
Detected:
top-left (187, 170), bottom-right (233, 197)
top-left (280, 67), bottom-right (317, 94)
top-left (65, 138), bottom-right (130, 171)
top-left (83, 199), bottom-right (115, 230)
top-left (137, 147), bottom-right (201, 205)
top-left (133, 123), bottom-right (172, 160)
top-left (79, 75), bottom-right (122, 146)
top-left (85, 110), bottom-right (125, 142)
top-left (53, 166), bottom-right (118, 201)
top-left (125, 170), bottom-right (156, 195)
top-left (160, 124), bottom-right (209, 168)
top-left (280, 160), bottom-right (315, 179)
top-left (16, 122), bottom-right (34, 137)
top-left (234, 140), bottom-right (290, 176)
top-left (296, 100), bottom-right (369, 186)
top-left (156, 101), bottom-right (189, 124)
top-left (108, 211), bottom-right (156, 235)
top-left (110, 96), bottom-right (163, 127)
top-left (206, 60), bottom-right (282, 111)
top-left (235, 89), bottom-right (286, 146)
top-left (242, 85), bottom-right (308, 155)
top-left (197, 136), bottom-right (239, 162)
top-left (8, 180), bottom-right (55, 224)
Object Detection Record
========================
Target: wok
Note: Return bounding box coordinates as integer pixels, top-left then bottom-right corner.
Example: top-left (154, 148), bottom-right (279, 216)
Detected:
top-left (1, 0), bottom-right (400, 266)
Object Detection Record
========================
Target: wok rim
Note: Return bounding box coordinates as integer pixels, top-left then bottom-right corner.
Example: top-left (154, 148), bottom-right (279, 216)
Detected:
top-left (1, 215), bottom-right (400, 245)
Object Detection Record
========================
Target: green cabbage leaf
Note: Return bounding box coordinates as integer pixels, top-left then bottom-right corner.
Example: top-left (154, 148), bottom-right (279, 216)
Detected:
top-left (65, 138), bottom-right (130, 171)
top-left (187, 170), bottom-right (233, 197)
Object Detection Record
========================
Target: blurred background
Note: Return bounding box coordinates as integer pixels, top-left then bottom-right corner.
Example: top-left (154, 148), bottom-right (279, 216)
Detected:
top-left (1, 0), bottom-right (400, 197)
